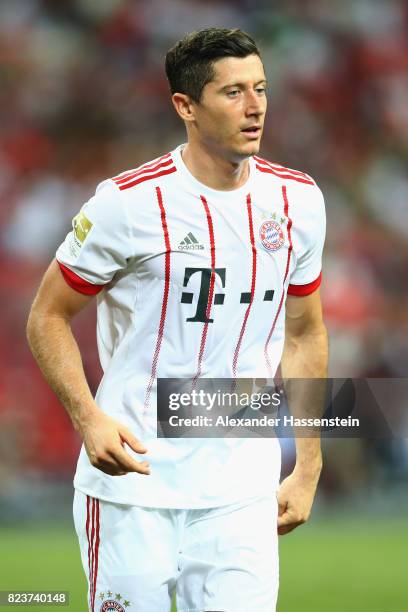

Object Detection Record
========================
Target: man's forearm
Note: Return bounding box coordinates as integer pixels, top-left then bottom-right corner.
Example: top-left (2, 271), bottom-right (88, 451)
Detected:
top-left (26, 311), bottom-right (99, 432)
top-left (281, 324), bottom-right (328, 379)
top-left (26, 262), bottom-right (149, 477)
top-left (280, 325), bottom-right (328, 472)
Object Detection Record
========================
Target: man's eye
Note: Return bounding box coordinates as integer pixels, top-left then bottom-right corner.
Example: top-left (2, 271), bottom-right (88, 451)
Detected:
top-left (227, 90), bottom-right (240, 97)
top-left (255, 87), bottom-right (266, 94)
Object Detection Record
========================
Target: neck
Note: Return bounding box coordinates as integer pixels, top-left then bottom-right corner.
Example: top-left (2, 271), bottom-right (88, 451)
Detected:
top-left (181, 141), bottom-right (250, 191)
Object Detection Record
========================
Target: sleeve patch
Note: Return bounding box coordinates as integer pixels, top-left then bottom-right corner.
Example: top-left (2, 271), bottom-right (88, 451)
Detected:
top-left (73, 210), bottom-right (93, 246)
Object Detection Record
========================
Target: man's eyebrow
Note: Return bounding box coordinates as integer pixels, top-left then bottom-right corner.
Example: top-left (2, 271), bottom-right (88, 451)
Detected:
top-left (218, 79), bottom-right (268, 91)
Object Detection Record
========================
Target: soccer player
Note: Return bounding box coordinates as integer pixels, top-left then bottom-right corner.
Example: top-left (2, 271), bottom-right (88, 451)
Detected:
top-left (27, 28), bottom-right (328, 612)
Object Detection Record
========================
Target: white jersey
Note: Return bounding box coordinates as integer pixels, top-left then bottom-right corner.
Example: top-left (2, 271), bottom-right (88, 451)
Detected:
top-left (56, 144), bottom-right (326, 508)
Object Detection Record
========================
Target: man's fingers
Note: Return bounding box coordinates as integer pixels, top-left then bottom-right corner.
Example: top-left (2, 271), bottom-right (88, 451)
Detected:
top-left (277, 510), bottom-right (306, 526)
top-left (109, 446), bottom-right (150, 475)
top-left (88, 448), bottom-right (150, 476)
top-left (119, 426), bottom-right (147, 454)
top-left (97, 463), bottom-right (127, 477)
top-left (277, 508), bottom-right (307, 535)
top-left (278, 524), bottom-right (298, 536)
top-left (89, 453), bottom-right (129, 476)
top-left (83, 416), bottom-right (150, 476)
top-left (277, 514), bottom-right (300, 536)
top-left (277, 512), bottom-right (291, 527)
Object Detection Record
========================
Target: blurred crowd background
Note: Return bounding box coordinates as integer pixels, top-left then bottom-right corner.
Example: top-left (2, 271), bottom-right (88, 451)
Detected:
top-left (0, 0), bottom-right (407, 521)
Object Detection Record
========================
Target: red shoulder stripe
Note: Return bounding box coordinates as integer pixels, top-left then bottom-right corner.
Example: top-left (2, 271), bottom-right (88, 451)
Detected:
top-left (254, 156), bottom-right (314, 182)
top-left (113, 158), bottom-right (174, 186)
top-left (118, 166), bottom-right (177, 191)
top-left (111, 152), bottom-right (171, 182)
top-left (255, 164), bottom-right (315, 185)
top-left (254, 155), bottom-right (311, 177)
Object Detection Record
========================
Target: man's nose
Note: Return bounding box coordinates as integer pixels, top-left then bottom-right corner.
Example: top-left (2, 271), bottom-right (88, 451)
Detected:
top-left (245, 90), bottom-right (264, 115)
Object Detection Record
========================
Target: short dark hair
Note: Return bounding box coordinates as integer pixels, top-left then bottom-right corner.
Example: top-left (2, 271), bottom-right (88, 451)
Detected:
top-left (165, 28), bottom-right (261, 102)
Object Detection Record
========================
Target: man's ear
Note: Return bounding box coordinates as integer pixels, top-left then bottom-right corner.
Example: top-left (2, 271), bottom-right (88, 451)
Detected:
top-left (171, 93), bottom-right (197, 123)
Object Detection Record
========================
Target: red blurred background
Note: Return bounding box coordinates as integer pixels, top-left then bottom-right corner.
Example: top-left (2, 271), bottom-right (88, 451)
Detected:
top-left (0, 0), bottom-right (407, 514)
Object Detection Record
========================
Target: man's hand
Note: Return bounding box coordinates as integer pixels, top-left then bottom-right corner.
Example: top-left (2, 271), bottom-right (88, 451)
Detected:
top-left (277, 463), bottom-right (321, 535)
top-left (78, 410), bottom-right (150, 477)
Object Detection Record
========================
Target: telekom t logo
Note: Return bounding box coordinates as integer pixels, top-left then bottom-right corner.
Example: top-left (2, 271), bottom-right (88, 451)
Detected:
top-left (181, 267), bottom-right (226, 323)
top-left (181, 267), bottom-right (274, 323)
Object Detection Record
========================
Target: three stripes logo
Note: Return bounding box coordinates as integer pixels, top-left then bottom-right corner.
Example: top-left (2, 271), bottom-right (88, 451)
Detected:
top-left (178, 232), bottom-right (204, 251)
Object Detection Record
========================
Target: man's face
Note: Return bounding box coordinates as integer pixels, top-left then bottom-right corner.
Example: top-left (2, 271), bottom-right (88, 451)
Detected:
top-left (192, 54), bottom-right (267, 161)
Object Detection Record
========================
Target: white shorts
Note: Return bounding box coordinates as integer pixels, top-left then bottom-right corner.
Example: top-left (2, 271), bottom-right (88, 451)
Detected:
top-left (73, 490), bottom-right (279, 612)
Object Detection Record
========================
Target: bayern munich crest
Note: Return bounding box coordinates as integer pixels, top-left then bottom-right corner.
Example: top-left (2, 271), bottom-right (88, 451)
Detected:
top-left (259, 219), bottom-right (285, 251)
top-left (100, 601), bottom-right (125, 612)
top-left (99, 592), bottom-right (130, 611)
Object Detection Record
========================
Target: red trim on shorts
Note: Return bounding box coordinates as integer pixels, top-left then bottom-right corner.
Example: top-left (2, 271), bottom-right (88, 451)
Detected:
top-left (57, 261), bottom-right (105, 296)
top-left (232, 193), bottom-right (257, 377)
top-left (144, 186), bottom-right (171, 411)
top-left (92, 500), bottom-right (100, 612)
top-left (86, 496), bottom-right (92, 609)
top-left (88, 498), bottom-right (95, 611)
top-left (264, 185), bottom-right (293, 376)
top-left (192, 195), bottom-right (216, 385)
top-left (288, 272), bottom-right (322, 296)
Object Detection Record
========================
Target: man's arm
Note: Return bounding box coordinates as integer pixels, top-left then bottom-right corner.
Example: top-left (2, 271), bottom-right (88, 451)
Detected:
top-left (26, 260), bottom-right (150, 476)
top-left (277, 288), bottom-right (328, 535)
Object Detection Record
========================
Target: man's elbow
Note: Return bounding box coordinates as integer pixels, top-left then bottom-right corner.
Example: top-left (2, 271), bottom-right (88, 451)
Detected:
top-left (26, 298), bottom-right (51, 351)
top-left (26, 302), bottom-right (41, 352)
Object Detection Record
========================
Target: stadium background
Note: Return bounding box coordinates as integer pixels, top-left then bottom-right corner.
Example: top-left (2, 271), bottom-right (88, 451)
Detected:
top-left (0, 0), bottom-right (407, 610)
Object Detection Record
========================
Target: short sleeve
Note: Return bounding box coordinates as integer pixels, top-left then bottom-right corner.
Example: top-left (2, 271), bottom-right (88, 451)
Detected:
top-left (56, 180), bottom-right (132, 295)
top-left (288, 185), bottom-right (326, 297)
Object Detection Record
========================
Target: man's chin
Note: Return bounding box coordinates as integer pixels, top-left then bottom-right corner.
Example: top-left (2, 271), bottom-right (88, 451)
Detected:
top-left (246, 141), bottom-right (261, 155)
top-left (232, 140), bottom-right (261, 160)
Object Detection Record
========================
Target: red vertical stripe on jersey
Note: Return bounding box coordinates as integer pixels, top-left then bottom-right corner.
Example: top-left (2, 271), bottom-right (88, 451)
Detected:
top-left (264, 185), bottom-right (293, 376)
top-left (232, 194), bottom-right (257, 377)
top-left (144, 186), bottom-right (171, 411)
top-left (91, 500), bottom-right (100, 612)
top-left (192, 196), bottom-right (216, 385)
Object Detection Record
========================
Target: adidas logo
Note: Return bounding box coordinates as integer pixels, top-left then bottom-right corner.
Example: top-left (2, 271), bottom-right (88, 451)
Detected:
top-left (178, 232), bottom-right (204, 250)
